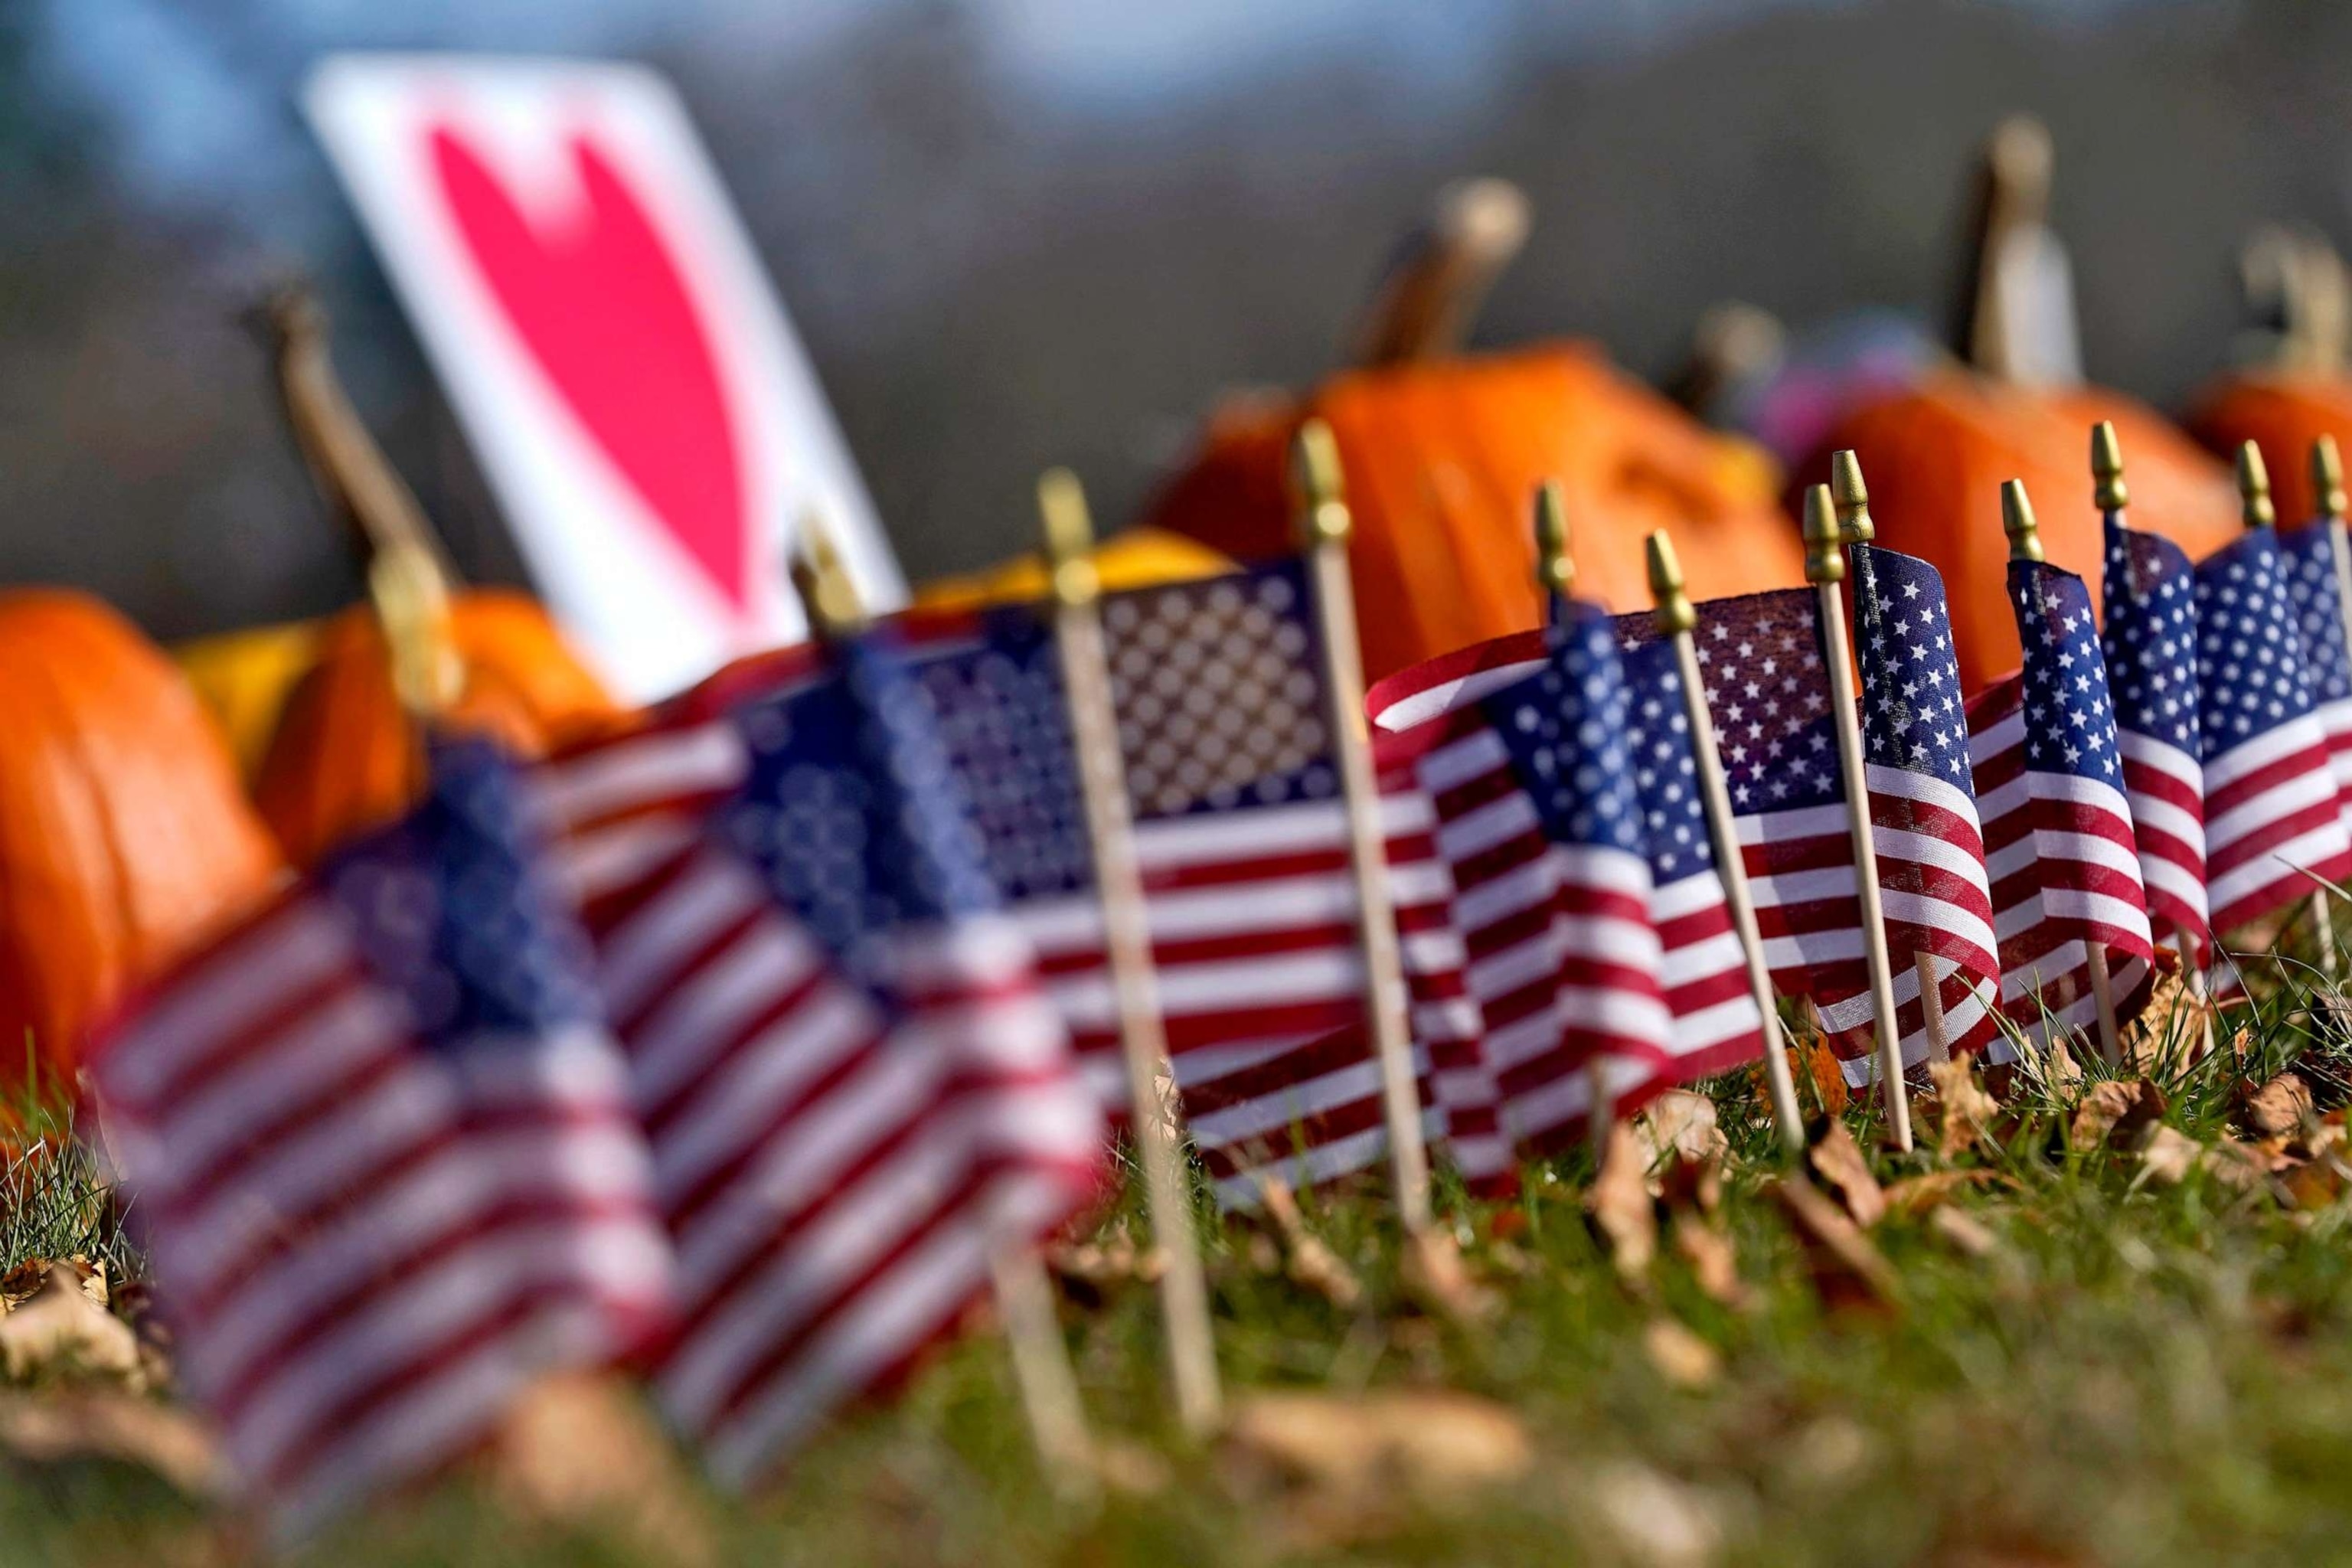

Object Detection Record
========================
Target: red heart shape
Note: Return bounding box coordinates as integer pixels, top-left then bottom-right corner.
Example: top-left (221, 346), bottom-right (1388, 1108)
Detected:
top-left (430, 125), bottom-right (751, 612)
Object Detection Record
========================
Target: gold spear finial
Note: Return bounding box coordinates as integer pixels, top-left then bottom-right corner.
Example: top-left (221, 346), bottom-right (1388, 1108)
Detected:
top-left (1037, 468), bottom-right (1102, 609)
top-left (2091, 420), bottom-right (2129, 512)
top-left (2236, 441), bottom-right (2276, 530)
top-left (1647, 531), bottom-right (1695, 635)
top-left (2314, 436), bottom-right (2348, 524)
top-left (1534, 479), bottom-right (1574, 604)
top-left (1803, 485), bottom-right (1846, 584)
top-left (789, 514), bottom-right (867, 639)
top-left (2001, 479), bottom-right (2046, 563)
top-left (1829, 449), bottom-right (1876, 544)
top-left (1291, 420), bottom-right (1351, 547)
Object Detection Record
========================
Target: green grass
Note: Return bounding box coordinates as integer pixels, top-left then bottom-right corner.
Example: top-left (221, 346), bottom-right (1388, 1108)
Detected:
top-left (14, 952), bottom-right (2352, 1565)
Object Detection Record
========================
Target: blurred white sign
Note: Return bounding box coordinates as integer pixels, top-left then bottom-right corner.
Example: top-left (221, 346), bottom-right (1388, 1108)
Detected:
top-left (305, 54), bottom-right (903, 702)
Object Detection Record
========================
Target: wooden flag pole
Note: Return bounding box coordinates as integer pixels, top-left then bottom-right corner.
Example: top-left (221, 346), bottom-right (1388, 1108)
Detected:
top-left (2314, 434), bottom-right (2352, 980)
top-left (2003, 479), bottom-right (2125, 1065)
top-left (2094, 421), bottom-right (2213, 1057)
top-left (1533, 484), bottom-right (1614, 1159)
top-left (1036, 470), bottom-right (1223, 1440)
top-left (1648, 531), bottom-right (1806, 1149)
top-left (2234, 443), bottom-right (2337, 976)
top-left (1292, 421), bottom-right (1436, 1235)
top-left (1805, 479), bottom-right (1915, 1152)
top-left (786, 523), bottom-right (1102, 1484)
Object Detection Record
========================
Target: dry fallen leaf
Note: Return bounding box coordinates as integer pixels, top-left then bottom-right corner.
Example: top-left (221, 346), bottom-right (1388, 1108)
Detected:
top-left (2202, 1136), bottom-right (2287, 1194)
top-left (1658, 1150), bottom-right (1725, 1217)
top-left (2068, 1077), bottom-right (2167, 1153)
top-left (1588, 1124), bottom-right (1659, 1280)
top-left (480, 1371), bottom-right (714, 1568)
top-left (2125, 956), bottom-right (2210, 1072)
top-left (2137, 1125), bottom-right (2201, 1185)
top-left (2278, 1155), bottom-right (2347, 1210)
top-left (1881, 1168), bottom-right (1998, 1218)
top-left (1581, 1459), bottom-right (1723, 1568)
top-left (1400, 1228), bottom-right (1499, 1327)
top-left (1257, 1179), bottom-right (1364, 1311)
top-left (1221, 1390), bottom-right (1534, 1548)
top-left (0, 1264), bottom-right (142, 1386)
top-left (1929, 1207), bottom-right (1999, 1259)
top-left (1797, 1034), bottom-right (1852, 1119)
top-left (1769, 1178), bottom-right (1900, 1312)
top-left (1637, 1091), bottom-right (1728, 1168)
top-left (1642, 1317), bottom-right (1721, 1389)
top-left (0, 1390), bottom-right (220, 1495)
top-left (2242, 1072), bottom-right (2316, 1140)
top-left (1807, 1121), bottom-right (1886, 1228)
top-left (1050, 1235), bottom-right (1166, 1288)
top-left (1928, 1057), bottom-right (2001, 1158)
top-left (1671, 1217), bottom-right (1752, 1311)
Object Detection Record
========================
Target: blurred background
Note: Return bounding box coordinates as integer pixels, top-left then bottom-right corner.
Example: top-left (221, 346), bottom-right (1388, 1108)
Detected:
top-left (5, 0), bottom-right (2351, 642)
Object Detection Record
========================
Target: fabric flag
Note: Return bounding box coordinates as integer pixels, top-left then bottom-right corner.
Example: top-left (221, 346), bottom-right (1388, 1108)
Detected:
top-left (1177, 738), bottom-right (1466, 1209)
top-left (2100, 508), bottom-right (2210, 950)
top-left (87, 737), bottom-right (673, 1534)
top-left (1828, 543), bottom-right (2003, 1076)
top-left (1398, 600), bottom-right (1673, 1181)
top-left (2277, 523), bottom-right (2352, 840)
top-left (598, 626), bottom-right (1103, 1486)
top-left (2193, 528), bottom-right (2352, 934)
top-left (1619, 638), bottom-right (1770, 1080)
top-left (1964, 558), bottom-right (2156, 1048)
top-left (535, 560), bottom-right (1433, 1211)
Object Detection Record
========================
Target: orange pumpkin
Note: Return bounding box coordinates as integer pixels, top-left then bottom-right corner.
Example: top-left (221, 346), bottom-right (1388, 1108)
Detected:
top-left (253, 590), bottom-right (619, 866)
top-left (1144, 354), bottom-right (1795, 686)
top-left (2187, 374), bottom-right (2352, 527)
top-left (1142, 179), bottom-right (1798, 684)
top-left (0, 591), bottom-right (281, 1088)
top-left (1808, 374), bottom-right (2238, 692)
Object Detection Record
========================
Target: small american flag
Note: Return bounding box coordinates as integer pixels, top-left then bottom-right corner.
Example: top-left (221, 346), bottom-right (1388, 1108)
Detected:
top-left (2193, 528), bottom-right (2352, 933)
top-left (1965, 559), bottom-right (2155, 1047)
top-left (1408, 601), bottom-right (1671, 1180)
top-left (1828, 544), bottom-right (2003, 1077)
top-left (89, 737), bottom-right (673, 1534)
top-left (1619, 637), bottom-right (1769, 1080)
top-left (2101, 508), bottom-right (2210, 950)
top-left (1178, 743), bottom-right (1464, 1210)
top-left (2278, 523), bottom-right (2352, 841)
top-left (537, 561), bottom-right (1416, 1212)
top-left (614, 628), bottom-right (1103, 1486)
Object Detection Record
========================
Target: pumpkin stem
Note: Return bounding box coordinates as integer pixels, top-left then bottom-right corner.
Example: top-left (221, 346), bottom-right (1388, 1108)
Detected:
top-left (257, 285), bottom-right (463, 723)
top-left (789, 514), bottom-right (868, 641)
top-left (256, 284), bottom-right (460, 591)
top-left (1950, 113), bottom-right (2079, 387)
top-left (2237, 226), bottom-right (2349, 377)
top-left (1349, 178), bottom-right (1530, 368)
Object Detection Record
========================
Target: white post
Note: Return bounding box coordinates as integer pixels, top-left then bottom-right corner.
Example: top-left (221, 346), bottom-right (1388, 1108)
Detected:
top-left (1292, 423), bottom-right (1436, 1233)
top-left (1648, 531), bottom-right (1805, 1150)
top-left (1036, 472), bottom-right (1223, 1439)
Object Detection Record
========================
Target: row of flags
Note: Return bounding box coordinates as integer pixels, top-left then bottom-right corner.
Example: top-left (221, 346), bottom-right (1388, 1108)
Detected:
top-left (83, 430), bottom-right (2352, 1533)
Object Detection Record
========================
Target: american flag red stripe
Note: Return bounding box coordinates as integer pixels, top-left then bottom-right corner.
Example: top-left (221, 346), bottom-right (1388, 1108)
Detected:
top-left (1620, 637), bottom-right (1769, 1081)
top-left (1181, 766), bottom-right (1462, 1209)
top-left (2280, 523), bottom-right (2352, 840)
top-left (2101, 508), bottom-right (2210, 949)
top-left (1962, 552), bottom-right (2157, 1050)
top-left (1808, 544), bottom-right (2003, 1082)
top-left (2194, 528), bottom-right (2352, 933)
top-left (540, 570), bottom-right (1380, 1119)
top-left (1371, 606), bottom-right (1674, 1183)
top-left (89, 744), bottom-right (671, 1535)
top-left (608, 631), bottom-right (1105, 1487)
